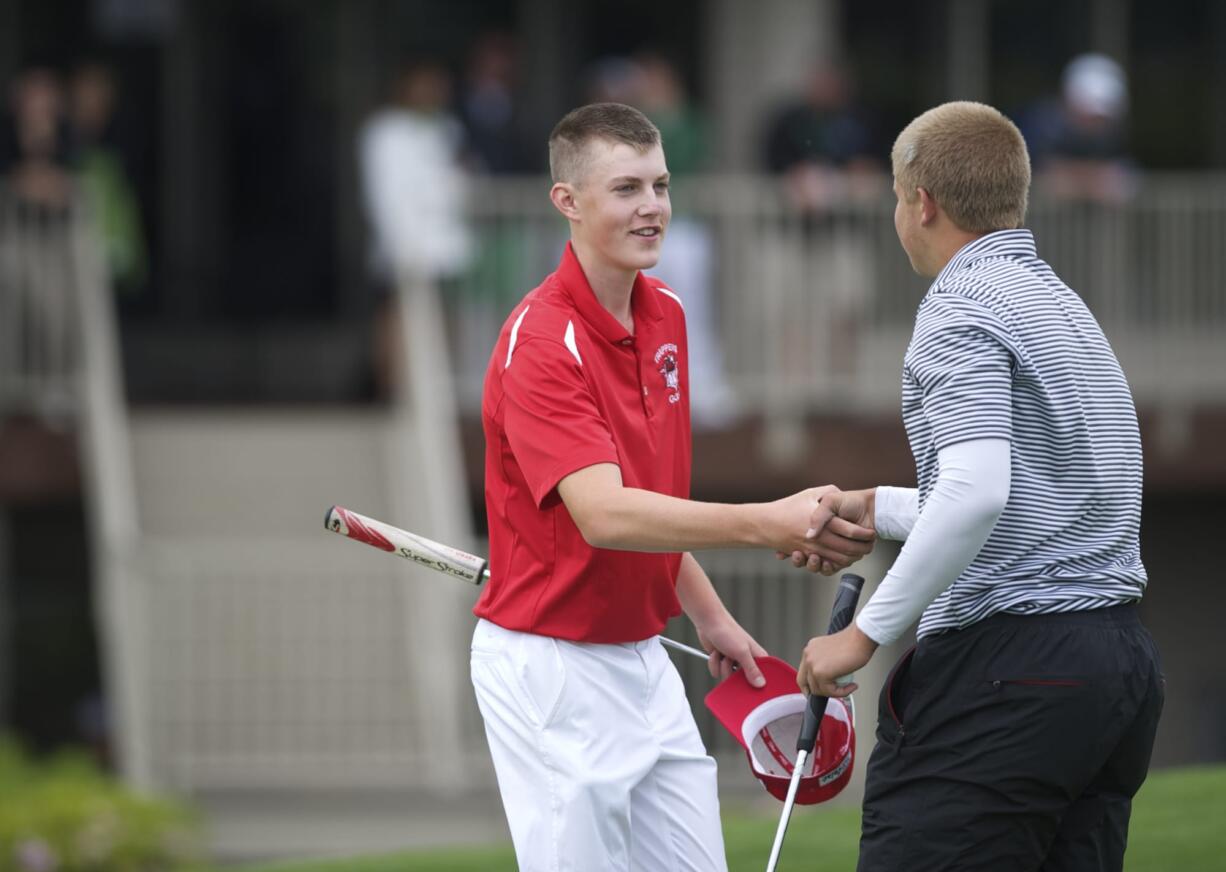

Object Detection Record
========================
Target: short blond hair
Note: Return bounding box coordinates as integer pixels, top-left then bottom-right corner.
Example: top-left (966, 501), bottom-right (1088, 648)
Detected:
top-left (891, 101), bottom-right (1031, 232)
top-left (549, 102), bottom-right (660, 185)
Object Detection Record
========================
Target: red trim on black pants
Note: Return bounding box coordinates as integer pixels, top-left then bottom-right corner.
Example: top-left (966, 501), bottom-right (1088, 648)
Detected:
top-left (857, 604), bottom-right (1164, 872)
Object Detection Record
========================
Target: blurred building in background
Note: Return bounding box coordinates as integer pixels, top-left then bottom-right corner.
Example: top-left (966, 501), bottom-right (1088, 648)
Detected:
top-left (2, 0), bottom-right (1225, 860)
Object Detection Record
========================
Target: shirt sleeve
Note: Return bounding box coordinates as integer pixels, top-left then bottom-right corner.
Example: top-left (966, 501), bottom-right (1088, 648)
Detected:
top-left (501, 337), bottom-right (620, 507)
top-left (874, 486), bottom-right (918, 541)
top-left (908, 296), bottom-right (1015, 449)
top-left (358, 120), bottom-right (419, 268)
top-left (855, 438), bottom-right (1011, 645)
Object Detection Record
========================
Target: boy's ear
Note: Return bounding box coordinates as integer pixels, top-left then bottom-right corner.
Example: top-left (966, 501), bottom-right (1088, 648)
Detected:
top-left (917, 187), bottom-right (939, 226)
top-left (550, 182), bottom-right (581, 221)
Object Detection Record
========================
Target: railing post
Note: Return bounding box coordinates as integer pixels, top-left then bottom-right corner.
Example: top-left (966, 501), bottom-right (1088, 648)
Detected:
top-left (70, 195), bottom-right (152, 789)
top-left (391, 268), bottom-right (476, 792)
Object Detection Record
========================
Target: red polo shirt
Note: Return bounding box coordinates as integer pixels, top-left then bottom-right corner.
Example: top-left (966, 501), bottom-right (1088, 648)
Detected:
top-left (474, 243), bottom-right (692, 642)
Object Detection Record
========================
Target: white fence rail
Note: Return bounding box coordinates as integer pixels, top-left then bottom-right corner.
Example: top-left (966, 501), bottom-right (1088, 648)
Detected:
top-left (0, 191), bottom-right (78, 418)
top-left (452, 174), bottom-right (1226, 421)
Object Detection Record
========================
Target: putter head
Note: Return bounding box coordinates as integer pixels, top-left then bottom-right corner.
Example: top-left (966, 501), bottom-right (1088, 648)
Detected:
top-left (705, 656), bottom-right (855, 805)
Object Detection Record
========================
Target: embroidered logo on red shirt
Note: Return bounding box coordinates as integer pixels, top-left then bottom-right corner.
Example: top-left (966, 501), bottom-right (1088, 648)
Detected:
top-left (654, 343), bottom-right (682, 404)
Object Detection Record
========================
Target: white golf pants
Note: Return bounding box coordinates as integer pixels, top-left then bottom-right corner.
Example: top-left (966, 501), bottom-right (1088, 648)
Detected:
top-left (471, 618), bottom-right (728, 872)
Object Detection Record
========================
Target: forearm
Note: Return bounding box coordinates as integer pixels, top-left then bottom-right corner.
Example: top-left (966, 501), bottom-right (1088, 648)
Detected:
top-left (588, 486), bottom-right (772, 552)
top-left (856, 439), bottom-right (1011, 646)
top-left (675, 553), bottom-right (731, 627)
top-left (558, 463), bottom-right (869, 560)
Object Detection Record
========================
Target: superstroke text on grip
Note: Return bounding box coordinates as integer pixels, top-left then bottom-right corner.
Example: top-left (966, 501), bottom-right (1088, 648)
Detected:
top-left (324, 505), bottom-right (488, 585)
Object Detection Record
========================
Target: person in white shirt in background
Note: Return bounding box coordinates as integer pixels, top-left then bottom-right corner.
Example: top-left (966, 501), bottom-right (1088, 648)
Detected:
top-left (357, 59), bottom-right (471, 399)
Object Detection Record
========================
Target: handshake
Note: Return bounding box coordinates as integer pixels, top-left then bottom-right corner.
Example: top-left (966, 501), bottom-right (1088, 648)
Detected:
top-left (764, 486), bottom-right (877, 575)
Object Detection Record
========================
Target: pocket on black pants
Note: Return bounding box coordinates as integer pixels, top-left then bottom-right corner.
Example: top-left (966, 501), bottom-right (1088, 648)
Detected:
top-left (876, 646), bottom-right (915, 745)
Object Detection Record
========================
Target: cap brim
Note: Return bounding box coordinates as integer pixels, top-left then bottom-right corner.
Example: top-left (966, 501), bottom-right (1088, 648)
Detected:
top-left (704, 655), bottom-right (801, 750)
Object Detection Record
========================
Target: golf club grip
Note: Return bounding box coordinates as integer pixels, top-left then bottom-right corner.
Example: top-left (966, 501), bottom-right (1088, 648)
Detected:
top-left (797, 573), bottom-right (866, 752)
top-left (324, 505), bottom-right (489, 585)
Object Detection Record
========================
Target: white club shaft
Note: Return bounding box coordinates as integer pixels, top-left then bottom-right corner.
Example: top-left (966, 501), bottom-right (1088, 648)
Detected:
top-left (765, 747), bottom-right (808, 872)
top-left (658, 636), bottom-right (709, 661)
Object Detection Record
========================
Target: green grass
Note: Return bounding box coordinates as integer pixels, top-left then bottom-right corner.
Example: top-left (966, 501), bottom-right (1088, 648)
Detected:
top-left (219, 765), bottom-right (1226, 872)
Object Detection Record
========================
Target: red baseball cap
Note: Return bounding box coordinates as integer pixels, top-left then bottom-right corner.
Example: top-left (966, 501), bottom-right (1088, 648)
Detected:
top-left (705, 655), bottom-right (855, 805)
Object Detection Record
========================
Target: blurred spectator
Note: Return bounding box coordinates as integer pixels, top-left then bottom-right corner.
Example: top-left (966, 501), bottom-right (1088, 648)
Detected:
top-left (631, 53), bottom-right (740, 429)
top-left (635, 53), bottom-right (706, 176)
top-left (763, 61), bottom-right (884, 212)
top-left (69, 62), bottom-right (148, 296)
top-left (761, 62), bottom-right (885, 381)
top-left (357, 59), bottom-right (472, 399)
top-left (458, 32), bottom-right (530, 175)
top-left (1022, 53), bottom-right (1136, 203)
top-left (453, 33), bottom-right (537, 379)
top-left (1018, 54), bottom-right (1136, 317)
top-left (585, 56), bottom-right (648, 106)
top-left (1, 67), bottom-right (74, 211)
top-left (1, 69), bottom-right (78, 426)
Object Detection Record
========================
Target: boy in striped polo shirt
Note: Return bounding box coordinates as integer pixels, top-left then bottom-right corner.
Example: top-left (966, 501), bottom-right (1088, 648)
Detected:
top-left (793, 102), bottom-right (1164, 871)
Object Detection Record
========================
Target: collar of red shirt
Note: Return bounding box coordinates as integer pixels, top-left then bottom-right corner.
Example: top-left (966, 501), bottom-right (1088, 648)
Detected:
top-left (555, 242), bottom-right (665, 344)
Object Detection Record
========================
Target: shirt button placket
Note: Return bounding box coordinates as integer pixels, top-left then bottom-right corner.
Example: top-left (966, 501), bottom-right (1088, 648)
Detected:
top-left (627, 337), bottom-right (652, 418)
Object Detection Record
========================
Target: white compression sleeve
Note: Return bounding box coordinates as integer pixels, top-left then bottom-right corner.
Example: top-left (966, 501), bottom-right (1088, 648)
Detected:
top-left (873, 486), bottom-right (918, 541)
top-left (856, 438), bottom-right (1012, 646)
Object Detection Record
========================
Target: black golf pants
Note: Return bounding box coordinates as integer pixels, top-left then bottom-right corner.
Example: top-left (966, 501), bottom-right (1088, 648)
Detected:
top-left (857, 604), bottom-right (1164, 872)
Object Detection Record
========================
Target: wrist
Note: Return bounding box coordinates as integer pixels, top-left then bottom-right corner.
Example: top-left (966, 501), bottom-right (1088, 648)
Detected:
top-left (687, 604), bottom-right (733, 635)
top-left (863, 487), bottom-right (877, 532)
top-left (741, 501), bottom-right (773, 549)
top-left (851, 613), bottom-right (886, 650)
top-left (851, 621), bottom-right (879, 653)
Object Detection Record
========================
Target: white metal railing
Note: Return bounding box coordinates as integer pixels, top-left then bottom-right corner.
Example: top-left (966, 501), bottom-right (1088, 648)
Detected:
top-left (451, 174), bottom-right (1226, 424)
top-left (0, 185), bottom-right (149, 786)
top-left (70, 192), bottom-right (150, 789)
top-left (0, 188), bottom-right (78, 419)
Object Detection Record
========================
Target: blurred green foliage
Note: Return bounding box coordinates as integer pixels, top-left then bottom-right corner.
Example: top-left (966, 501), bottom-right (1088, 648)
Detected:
top-left (0, 738), bottom-right (200, 872)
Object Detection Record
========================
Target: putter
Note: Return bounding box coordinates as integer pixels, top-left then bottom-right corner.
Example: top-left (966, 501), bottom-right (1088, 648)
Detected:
top-left (325, 504), bottom-right (712, 661)
top-left (764, 573), bottom-right (865, 872)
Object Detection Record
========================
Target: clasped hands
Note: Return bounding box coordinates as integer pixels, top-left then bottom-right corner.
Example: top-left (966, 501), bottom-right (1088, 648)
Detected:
top-left (768, 485), bottom-right (876, 575)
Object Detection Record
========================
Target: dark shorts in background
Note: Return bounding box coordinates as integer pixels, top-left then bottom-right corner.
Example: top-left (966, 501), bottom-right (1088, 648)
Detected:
top-left (858, 604), bottom-right (1164, 872)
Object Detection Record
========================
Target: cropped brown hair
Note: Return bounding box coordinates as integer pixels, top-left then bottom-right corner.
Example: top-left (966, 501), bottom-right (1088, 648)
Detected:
top-left (891, 101), bottom-right (1031, 232)
top-left (549, 102), bottom-right (661, 185)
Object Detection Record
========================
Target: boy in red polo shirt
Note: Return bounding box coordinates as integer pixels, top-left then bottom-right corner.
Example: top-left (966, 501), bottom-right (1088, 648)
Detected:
top-left (471, 103), bottom-right (874, 872)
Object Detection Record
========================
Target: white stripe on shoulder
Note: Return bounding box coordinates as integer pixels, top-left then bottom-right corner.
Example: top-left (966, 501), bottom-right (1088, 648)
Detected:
top-left (504, 304), bottom-right (531, 368)
top-left (655, 284), bottom-right (684, 309)
top-left (563, 320), bottom-right (582, 365)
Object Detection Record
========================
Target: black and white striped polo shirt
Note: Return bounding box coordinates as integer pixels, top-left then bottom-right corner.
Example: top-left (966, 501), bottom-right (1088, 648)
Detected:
top-left (902, 229), bottom-right (1147, 639)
